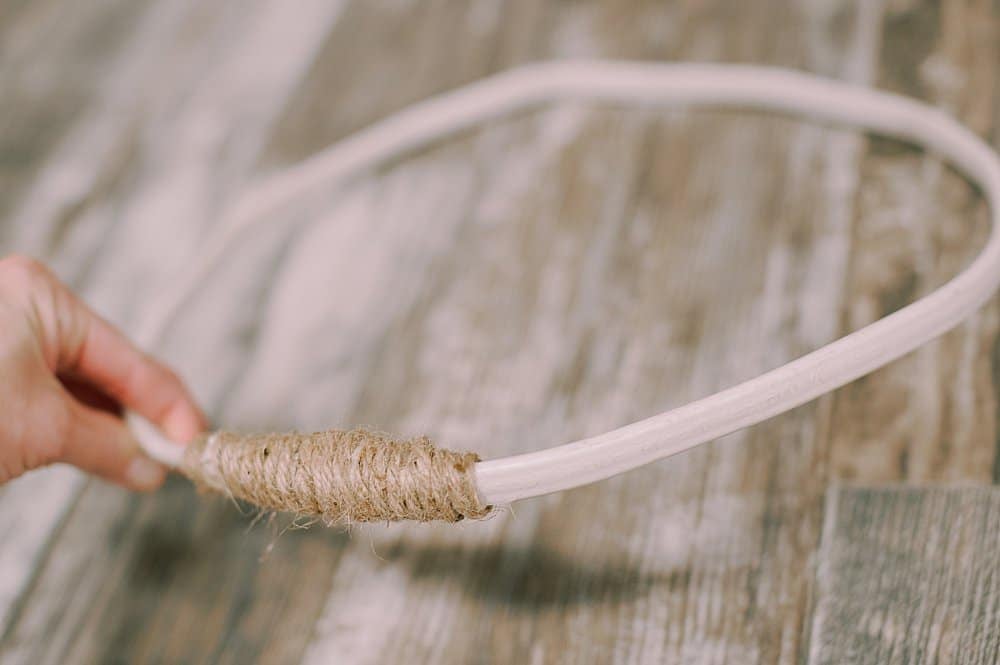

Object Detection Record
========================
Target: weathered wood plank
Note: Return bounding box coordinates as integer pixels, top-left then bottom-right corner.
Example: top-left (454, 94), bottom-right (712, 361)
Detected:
top-left (0, 0), bottom-right (154, 235)
top-left (808, 486), bottom-right (1000, 665)
top-left (285, 2), bottom-right (882, 664)
top-left (5, 0), bottom-right (880, 662)
top-left (0, 1), bottom-right (349, 662)
top-left (815, 5), bottom-right (1000, 659)
top-left (2, 0), bottom-right (997, 663)
top-left (0, 0), bottom-right (169, 638)
top-left (828, 0), bottom-right (1000, 484)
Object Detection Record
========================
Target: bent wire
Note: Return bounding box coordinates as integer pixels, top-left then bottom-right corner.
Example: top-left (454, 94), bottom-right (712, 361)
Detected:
top-left (127, 61), bottom-right (1000, 517)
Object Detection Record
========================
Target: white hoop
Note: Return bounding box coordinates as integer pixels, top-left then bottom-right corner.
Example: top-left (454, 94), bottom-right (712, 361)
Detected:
top-left (130, 61), bottom-right (1000, 508)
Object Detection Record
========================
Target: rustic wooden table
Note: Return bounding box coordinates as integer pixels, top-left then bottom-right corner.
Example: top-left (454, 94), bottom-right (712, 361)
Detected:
top-left (1, 1), bottom-right (998, 663)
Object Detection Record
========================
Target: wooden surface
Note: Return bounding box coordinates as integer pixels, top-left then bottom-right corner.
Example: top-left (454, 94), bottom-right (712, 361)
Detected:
top-left (0, 0), bottom-right (998, 663)
top-left (809, 487), bottom-right (1000, 664)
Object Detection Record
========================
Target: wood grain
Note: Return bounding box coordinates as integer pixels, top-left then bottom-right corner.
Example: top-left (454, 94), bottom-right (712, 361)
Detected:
top-left (0, 0), bottom-right (997, 663)
top-left (808, 486), bottom-right (1000, 665)
top-left (828, 0), bottom-right (1000, 486)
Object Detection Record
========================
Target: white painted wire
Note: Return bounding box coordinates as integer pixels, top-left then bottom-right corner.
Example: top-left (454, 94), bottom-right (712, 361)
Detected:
top-left (129, 61), bottom-right (1000, 507)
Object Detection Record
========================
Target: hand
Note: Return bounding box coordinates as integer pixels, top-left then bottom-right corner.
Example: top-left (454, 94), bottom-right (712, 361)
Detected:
top-left (0, 255), bottom-right (205, 491)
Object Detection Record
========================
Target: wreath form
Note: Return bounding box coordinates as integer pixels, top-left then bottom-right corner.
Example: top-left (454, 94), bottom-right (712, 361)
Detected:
top-left (128, 62), bottom-right (1000, 509)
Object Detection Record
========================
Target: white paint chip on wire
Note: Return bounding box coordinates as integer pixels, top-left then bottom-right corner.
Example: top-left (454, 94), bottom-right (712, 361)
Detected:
top-left (128, 61), bottom-right (1000, 509)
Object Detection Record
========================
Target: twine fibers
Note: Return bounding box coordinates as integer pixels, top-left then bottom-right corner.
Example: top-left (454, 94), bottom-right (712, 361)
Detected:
top-left (131, 62), bottom-right (1000, 523)
top-left (181, 429), bottom-right (489, 523)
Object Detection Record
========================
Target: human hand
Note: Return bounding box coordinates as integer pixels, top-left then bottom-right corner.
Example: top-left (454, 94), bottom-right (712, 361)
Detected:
top-left (0, 255), bottom-right (205, 490)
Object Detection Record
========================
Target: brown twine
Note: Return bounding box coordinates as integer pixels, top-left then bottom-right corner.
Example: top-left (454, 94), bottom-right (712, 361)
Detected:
top-left (180, 429), bottom-right (491, 523)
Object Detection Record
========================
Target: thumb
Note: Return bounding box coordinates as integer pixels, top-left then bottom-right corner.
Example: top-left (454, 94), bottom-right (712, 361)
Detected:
top-left (57, 398), bottom-right (167, 492)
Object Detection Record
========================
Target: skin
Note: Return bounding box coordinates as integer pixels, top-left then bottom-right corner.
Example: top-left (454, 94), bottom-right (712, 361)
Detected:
top-left (0, 255), bottom-right (205, 491)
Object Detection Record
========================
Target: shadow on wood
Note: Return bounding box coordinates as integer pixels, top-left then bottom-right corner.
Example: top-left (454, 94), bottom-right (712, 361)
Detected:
top-left (379, 539), bottom-right (681, 610)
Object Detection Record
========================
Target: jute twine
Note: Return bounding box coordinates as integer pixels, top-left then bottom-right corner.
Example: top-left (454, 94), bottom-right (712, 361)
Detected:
top-left (180, 429), bottom-right (491, 523)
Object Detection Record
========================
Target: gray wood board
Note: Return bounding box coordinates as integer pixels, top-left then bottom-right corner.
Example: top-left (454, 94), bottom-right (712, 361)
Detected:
top-left (0, 0), bottom-right (997, 663)
top-left (809, 486), bottom-right (1000, 665)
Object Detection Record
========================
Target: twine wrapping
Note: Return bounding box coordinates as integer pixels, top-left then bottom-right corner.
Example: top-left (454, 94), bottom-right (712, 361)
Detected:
top-left (180, 429), bottom-right (491, 523)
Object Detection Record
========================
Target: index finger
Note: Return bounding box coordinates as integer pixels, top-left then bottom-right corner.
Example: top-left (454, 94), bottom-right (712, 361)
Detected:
top-left (58, 294), bottom-right (206, 444)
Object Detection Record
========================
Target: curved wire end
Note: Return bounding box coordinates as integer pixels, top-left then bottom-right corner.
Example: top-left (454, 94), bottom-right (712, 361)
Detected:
top-left (127, 412), bottom-right (186, 468)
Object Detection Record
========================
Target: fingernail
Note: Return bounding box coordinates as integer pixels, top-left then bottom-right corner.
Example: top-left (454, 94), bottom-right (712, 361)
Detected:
top-left (127, 457), bottom-right (167, 491)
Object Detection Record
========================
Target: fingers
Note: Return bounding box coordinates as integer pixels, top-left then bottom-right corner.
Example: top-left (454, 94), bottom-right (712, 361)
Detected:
top-left (69, 316), bottom-right (205, 443)
top-left (59, 374), bottom-right (123, 415)
top-left (9, 257), bottom-right (207, 444)
top-left (56, 398), bottom-right (167, 492)
top-left (0, 256), bottom-right (202, 490)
